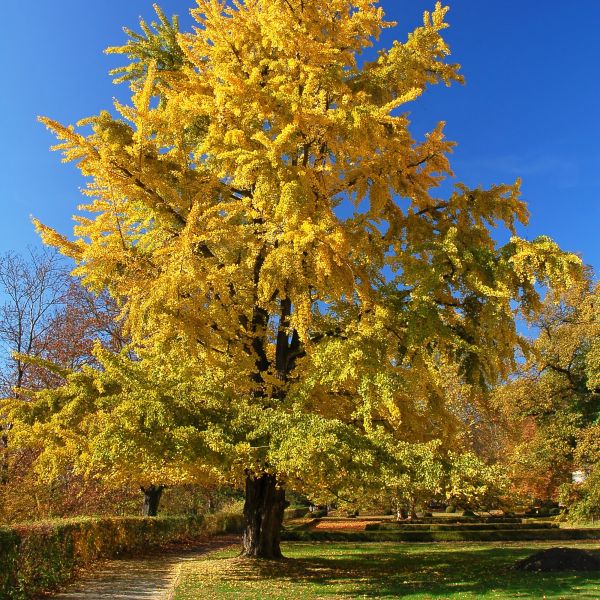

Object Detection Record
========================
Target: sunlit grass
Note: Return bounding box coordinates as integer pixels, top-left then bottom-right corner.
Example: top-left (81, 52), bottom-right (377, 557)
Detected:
top-left (174, 541), bottom-right (600, 599)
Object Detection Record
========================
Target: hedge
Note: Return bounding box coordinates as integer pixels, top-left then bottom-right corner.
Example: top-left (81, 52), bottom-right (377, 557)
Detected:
top-left (419, 516), bottom-right (523, 524)
top-left (0, 512), bottom-right (243, 600)
top-left (283, 507), bottom-right (309, 520)
top-left (281, 528), bottom-right (600, 543)
top-left (365, 522), bottom-right (558, 531)
top-left (304, 509), bottom-right (327, 518)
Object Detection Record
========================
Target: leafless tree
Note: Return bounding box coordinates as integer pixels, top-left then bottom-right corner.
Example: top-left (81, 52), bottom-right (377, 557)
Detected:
top-left (0, 247), bottom-right (127, 489)
top-left (0, 248), bottom-right (69, 398)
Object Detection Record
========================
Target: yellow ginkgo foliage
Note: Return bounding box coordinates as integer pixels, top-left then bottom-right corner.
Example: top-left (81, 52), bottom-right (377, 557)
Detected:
top-left (13, 1), bottom-right (582, 557)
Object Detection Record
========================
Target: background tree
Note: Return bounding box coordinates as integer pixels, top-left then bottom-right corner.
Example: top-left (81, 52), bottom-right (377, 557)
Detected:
top-left (10, 0), bottom-right (581, 558)
top-left (445, 451), bottom-right (509, 512)
top-left (374, 438), bottom-right (445, 520)
top-left (493, 277), bottom-right (600, 507)
top-left (0, 248), bottom-right (68, 489)
top-left (0, 248), bottom-right (68, 398)
top-left (0, 249), bottom-right (124, 396)
top-left (0, 250), bottom-right (131, 520)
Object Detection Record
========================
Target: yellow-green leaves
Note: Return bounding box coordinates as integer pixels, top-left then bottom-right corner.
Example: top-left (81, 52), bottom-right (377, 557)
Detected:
top-left (29, 1), bottom-right (583, 499)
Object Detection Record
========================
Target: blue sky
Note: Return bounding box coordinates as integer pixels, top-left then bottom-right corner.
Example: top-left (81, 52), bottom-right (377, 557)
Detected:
top-left (1, 1), bottom-right (599, 272)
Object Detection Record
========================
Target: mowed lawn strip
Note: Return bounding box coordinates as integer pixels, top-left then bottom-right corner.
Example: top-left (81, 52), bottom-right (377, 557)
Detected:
top-left (174, 541), bottom-right (600, 599)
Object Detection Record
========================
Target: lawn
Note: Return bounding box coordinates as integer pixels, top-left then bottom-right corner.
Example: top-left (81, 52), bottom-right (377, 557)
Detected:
top-left (173, 541), bottom-right (600, 599)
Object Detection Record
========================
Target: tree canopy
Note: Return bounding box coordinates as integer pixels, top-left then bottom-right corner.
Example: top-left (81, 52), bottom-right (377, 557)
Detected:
top-left (493, 277), bottom-right (600, 514)
top-left (4, 0), bottom-right (582, 556)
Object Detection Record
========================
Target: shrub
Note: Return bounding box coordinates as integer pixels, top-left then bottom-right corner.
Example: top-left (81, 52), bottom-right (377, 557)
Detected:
top-left (304, 509), bottom-right (327, 519)
top-left (445, 505), bottom-right (457, 514)
top-left (462, 509), bottom-right (476, 517)
top-left (365, 522), bottom-right (557, 532)
top-left (282, 528), bottom-right (600, 543)
top-left (549, 508), bottom-right (561, 516)
top-left (0, 512), bottom-right (242, 599)
top-left (283, 507), bottom-right (307, 520)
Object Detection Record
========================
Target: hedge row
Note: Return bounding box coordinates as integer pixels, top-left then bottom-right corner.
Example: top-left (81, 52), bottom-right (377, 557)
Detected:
top-left (0, 512), bottom-right (243, 600)
top-left (283, 507), bottom-right (309, 520)
top-left (419, 516), bottom-right (523, 524)
top-left (365, 522), bottom-right (558, 531)
top-left (281, 528), bottom-right (600, 543)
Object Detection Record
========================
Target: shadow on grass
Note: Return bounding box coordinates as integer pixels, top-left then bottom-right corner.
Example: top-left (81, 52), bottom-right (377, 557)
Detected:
top-left (205, 543), bottom-right (600, 598)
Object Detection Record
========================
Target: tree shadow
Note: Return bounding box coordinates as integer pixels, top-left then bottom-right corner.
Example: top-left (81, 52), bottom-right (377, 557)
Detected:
top-left (207, 543), bottom-right (600, 598)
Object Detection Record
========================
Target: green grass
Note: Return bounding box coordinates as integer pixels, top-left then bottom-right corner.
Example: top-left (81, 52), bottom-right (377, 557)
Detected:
top-left (174, 541), bottom-right (600, 599)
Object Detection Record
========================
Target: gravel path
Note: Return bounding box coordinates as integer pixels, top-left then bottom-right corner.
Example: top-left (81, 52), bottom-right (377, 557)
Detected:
top-left (50, 536), bottom-right (239, 600)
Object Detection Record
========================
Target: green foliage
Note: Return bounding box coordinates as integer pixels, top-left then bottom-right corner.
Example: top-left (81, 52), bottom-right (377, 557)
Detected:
top-left (445, 505), bottom-right (456, 513)
top-left (446, 452), bottom-right (509, 510)
top-left (365, 522), bottom-right (558, 531)
top-left (560, 468), bottom-right (600, 523)
top-left (106, 4), bottom-right (188, 87)
top-left (3, 347), bottom-right (231, 490)
top-left (283, 507), bottom-right (307, 521)
top-left (0, 512), bottom-right (242, 599)
top-left (369, 437), bottom-right (445, 516)
top-left (0, 528), bottom-right (19, 597)
top-left (281, 528), bottom-right (600, 543)
top-left (305, 509), bottom-right (327, 519)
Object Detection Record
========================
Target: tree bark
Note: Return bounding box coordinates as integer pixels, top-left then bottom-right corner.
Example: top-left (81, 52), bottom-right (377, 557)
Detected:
top-left (409, 497), bottom-right (418, 521)
top-left (141, 484), bottom-right (164, 516)
top-left (241, 472), bottom-right (288, 559)
top-left (0, 429), bottom-right (8, 485)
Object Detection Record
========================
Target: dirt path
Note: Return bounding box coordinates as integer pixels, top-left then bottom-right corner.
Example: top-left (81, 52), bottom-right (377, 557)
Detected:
top-left (50, 536), bottom-right (239, 600)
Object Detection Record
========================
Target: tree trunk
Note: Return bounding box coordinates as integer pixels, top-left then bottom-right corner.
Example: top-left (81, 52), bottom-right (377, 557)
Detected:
top-left (0, 430), bottom-right (8, 485)
top-left (409, 497), bottom-right (418, 521)
top-left (141, 485), bottom-right (164, 516)
top-left (241, 472), bottom-right (288, 559)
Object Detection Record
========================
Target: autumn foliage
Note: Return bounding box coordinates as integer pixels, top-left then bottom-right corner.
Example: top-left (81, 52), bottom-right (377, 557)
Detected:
top-left (2, 1), bottom-right (583, 557)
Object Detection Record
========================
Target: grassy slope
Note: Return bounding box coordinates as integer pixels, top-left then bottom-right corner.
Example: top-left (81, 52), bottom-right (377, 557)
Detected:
top-left (174, 541), bottom-right (600, 599)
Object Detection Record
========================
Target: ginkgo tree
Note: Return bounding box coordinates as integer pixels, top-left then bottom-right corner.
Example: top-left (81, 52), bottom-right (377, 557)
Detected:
top-left (6, 0), bottom-right (582, 558)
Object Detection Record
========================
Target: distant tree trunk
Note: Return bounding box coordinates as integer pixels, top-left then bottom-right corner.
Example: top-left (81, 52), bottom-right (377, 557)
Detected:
top-left (241, 472), bottom-right (288, 559)
top-left (0, 428), bottom-right (8, 485)
top-left (141, 485), bottom-right (164, 516)
top-left (409, 497), bottom-right (418, 520)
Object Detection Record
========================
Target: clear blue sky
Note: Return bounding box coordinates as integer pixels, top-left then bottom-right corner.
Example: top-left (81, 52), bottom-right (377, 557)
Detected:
top-left (1, 1), bottom-right (599, 272)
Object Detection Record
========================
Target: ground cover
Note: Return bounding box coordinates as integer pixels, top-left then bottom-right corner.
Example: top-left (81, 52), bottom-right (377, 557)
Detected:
top-left (173, 541), bottom-right (600, 599)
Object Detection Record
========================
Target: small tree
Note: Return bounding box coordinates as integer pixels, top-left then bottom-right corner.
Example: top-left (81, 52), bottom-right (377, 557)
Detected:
top-left (446, 451), bottom-right (509, 511)
top-left (376, 439), bottom-right (445, 520)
